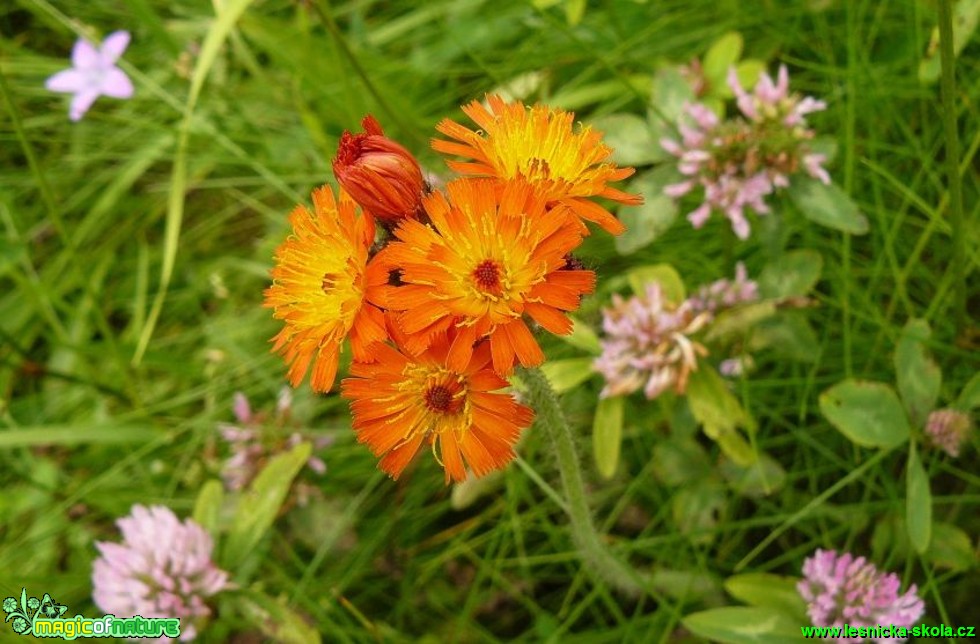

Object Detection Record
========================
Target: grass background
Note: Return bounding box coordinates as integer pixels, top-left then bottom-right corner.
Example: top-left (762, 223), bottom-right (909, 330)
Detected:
top-left (1, 0), bottom-right (977, 641)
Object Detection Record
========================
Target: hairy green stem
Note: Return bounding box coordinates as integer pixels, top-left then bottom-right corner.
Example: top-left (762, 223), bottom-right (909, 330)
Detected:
top-left (938, 0), bottom-right (967, 331)
top-left (520, 366), bottom-right (653, 597)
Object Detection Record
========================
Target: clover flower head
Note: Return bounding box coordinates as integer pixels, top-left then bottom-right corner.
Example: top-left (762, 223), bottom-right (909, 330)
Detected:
top-left (92, 505), bottom-right (231, 641)
top-left (45, 31), bottom-right (134, 121)
top-left (26, 597), bottom-right (40, 611)
top-left (594, 282), bottom-right (711, 400)
top-left (688, 262), bottom-right (759, 315)
top-left (12, 617), bottom-right (28, 634)
top-left (925, 408), bottom-right (972, 458)
top-left (661, 65), bottom-right (830, 239)
top-left (2, 597), bottom-right (17, 613)
top-left (798, 549), bottom-right (924, 642)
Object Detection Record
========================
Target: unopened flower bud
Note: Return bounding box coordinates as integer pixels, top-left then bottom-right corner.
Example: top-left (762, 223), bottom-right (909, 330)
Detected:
top-left (332, 115), bottom-right (426, 222)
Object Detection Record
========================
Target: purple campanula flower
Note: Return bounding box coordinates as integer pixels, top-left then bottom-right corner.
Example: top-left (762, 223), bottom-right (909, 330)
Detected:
top-left (45, 30), bottom-right (134, 121)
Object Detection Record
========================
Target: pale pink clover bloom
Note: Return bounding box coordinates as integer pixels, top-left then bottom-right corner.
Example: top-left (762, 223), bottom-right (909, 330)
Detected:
top-left (798, 549), bottom-right (924, 642)
top-left (46, 31), bottom-right (134, 121)
top-left (92, 505), bottom-right (230, 641)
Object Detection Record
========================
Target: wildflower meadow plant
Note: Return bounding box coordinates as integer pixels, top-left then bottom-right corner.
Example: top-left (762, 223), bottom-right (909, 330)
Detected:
top-left (661, 65), bottom-right (830, 238)
top-left (45, 30), bottom-right (133, 121)
top-left (91, 505), bottom-right (230, 641)
top-left (265, 96), bottom-right (639, 485)
top-left (798, 549), bottom-right (925, 640)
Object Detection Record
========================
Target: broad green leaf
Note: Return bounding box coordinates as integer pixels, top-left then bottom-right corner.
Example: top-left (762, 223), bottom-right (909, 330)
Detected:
top-left (234, 590), bottom-right (322, 644)
top-left (758, 250), bottom-right (824, 299)
top-left (671, 480), bottom-right (726, 544)
top-left (564, 0), bottom-right (586, 25)
top-left (558, 316), bottom-right (602, 355)
top-left (894, 319), bottom-right (941, 426)
top-left (704, 301), bottom-right (778, 342)
top-left (748, 313), bottom-right (819, 363)
top-left (724, 573), bottom-right (808, 621)
top-left (819, 380), bottom-right (910, 449)
top-left (682, 607), bottom-right (805, 643)
top-left (703, 32), bottom-right (743, 88)
top-left (615, 167), bottom-right (681, 254)
top-left (193, 480), bottom-right (225, 540)
top-left (649, 66), bottom-right (696, 125)
top-left (925, 522), bottom-right (976, 572)
top-left (223, 442), bottom-right (311, 567)
top-left (788, 176), bottom-right (869, 235)
top-left (593, 396), bottom-right (624, 479)
top-left (734, 59), bottom-right (766, 91)
top-left (687, 367), bottom-right (756, 466)
top-left (652, 435), bottom-right (711, 486)
top-left (590, 113), bottom-right (659, 166)
top-left (719, 453), bottom-right (786, 498)
top-left (626, 262), bottom-right (686, 303)
top-left (954, 372), bottom-right (980, 410)
top-left (919, 0), bottom-right (980, 83)
top-left (651, 569), bottom-right (722, 602)
top-left (906, 444), bottom-right (932, 554)
top-left (540, 357), bottom-right (595, 393)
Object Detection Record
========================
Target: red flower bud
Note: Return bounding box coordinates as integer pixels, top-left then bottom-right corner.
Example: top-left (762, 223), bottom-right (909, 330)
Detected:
top-left (332, 115), bottom-right (426, 222)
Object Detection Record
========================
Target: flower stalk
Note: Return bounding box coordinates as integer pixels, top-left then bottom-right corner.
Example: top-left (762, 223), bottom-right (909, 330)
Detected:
top-left (519, 366), bottom-right (652, 596)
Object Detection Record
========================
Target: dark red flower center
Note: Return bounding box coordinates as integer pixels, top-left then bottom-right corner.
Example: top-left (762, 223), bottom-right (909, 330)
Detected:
top-left (473, 259), bottom-right (501, 293)
top-left (424, 385), bottom-right (458, 414)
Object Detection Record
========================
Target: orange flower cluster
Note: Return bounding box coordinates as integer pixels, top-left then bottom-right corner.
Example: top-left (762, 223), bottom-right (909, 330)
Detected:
top-left (264, 96), bottom-right (640, 483)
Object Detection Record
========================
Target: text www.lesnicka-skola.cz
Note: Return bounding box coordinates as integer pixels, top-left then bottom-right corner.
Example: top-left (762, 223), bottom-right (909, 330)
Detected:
top-left (802, 624), bottom-right (976, 639)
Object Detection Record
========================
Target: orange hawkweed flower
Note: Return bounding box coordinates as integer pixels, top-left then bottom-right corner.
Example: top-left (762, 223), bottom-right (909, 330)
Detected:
top-left (333, 115), bottom-right (426, 223)
top-left (264, 185), bottom-right (388, 392)
top-left (385, 178), bottom-right (596, 375)
top-left (432, 94), bottom-right (642, 235)
top-left (341, 335), bottom-right (534, 483)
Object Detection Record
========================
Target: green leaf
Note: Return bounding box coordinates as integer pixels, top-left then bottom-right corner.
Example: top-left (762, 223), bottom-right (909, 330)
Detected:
top-left (649, 66), bottom-right (696, 125)
top-left (558, 316), bottom-right (601, 355)
top-left (719, 453), bottom-right (786, 498)
top-left (193, 480), bottom-right (225, 540)
top-left (919, 0), bottom-right (980, 83)
top-left (539, 357), bottom-right (595, 393)
top-left (925, 522), bottom-right (976, 572)
top-left (809, 137), bottom-right (839, 164)
top-left (954, 372), bottom-right (980, 410)
top-left (590, 113), bottom-right (659, 166)
top-left (0, 426), bottom-right (161, 448)
top-left (626, 262), bottom-right (686, 303)
top-left (671, 480), bottom-right (726, 544)
top-left (652, 435), bottom-right (711, 486)
top-left (234, 590), bottom-right (322, 644)
top-left (223, 442), bottom-right (311, 567)
top-left (819, 380), bottom-right (910, 449)
top-left (703, 32), bottom-right (744, 88)
top-left (748, 313), bottom-right (819, 363)
top-left (906, 444), bottom-right (932, 554)
top-left (704, 301), bottom-right (778, 342)
top-left (894, 319), bottom-right (941, 426)
top-left (758, 250), bottom-right (823, 299)
top-left (0, 236), bottom-right (26, 277)
top-left (686, 368), bottom-right (756, 466)
top-left (682, 607), bottom-right (805, 643)
top-left (593, 396), bottom-right (624, 479)
top-left (734, 60), bottom-right (766, 92)
top-left (724, 573), bottom-right (808, 621)
top-left (564, 0), bottom-right (586, 25)
top-left (615, 167), bottom-right (681, 254)
top-left (788, 176), bottom-right (869, 235)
